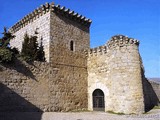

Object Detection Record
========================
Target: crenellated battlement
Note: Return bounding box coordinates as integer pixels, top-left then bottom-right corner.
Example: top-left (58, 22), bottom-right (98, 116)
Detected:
top-left (53, 4), bottom-right (92, 26)
top-left (88, 45), bottom-right (107, 56)
top-left (106, 35), bottom-right (139, 49)
top-left (9, 2), bottom-right (51, 33)
top-left (9, 2), bottom-right (92, 33)
top-left (88, 35), bottom-right (139, 56)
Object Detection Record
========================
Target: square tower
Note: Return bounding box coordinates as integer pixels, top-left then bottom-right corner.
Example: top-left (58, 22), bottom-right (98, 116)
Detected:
top-left (9, 2), bottom-right (91, 63)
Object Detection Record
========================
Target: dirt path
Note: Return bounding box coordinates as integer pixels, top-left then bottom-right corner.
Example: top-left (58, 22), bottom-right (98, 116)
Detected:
top-left (42, 109), bottom-right (160, 120)
top-left (0, 109), bottom-right (159, 120)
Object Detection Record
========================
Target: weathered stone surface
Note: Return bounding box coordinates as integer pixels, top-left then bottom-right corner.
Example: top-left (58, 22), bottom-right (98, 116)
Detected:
top-left (0, 60), bottom-right (88, 112)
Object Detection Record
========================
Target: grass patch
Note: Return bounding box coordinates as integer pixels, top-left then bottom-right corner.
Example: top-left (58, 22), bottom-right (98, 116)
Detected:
top-left (71, 108), bottom-right (91, 112)
top-left (153, 106), bottom-right (160, 109)
top-left (107, 110), bottom-right (125, 115)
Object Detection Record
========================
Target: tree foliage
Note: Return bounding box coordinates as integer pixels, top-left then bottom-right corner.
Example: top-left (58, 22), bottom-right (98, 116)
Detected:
top-left (0, 27), bottom-right (15, 48)
top-left (21, 33), bottom-right (45, 62)
top-left (0, 27), bottom-right (45, 63)
top-left (0, 27), bottom-right (16, 63)
top-left (36, 38), bottom-right (45, 62)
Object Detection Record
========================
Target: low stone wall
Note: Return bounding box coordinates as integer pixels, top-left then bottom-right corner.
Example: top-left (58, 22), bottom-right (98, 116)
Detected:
top-left (142, 77), bottom-right (159, 112)
top-left (0, 61), bottom-right (52, 112)
top-left (149, 81), bottom-right (160, 105)
top-left (0, 60), bottom-right (88, 112)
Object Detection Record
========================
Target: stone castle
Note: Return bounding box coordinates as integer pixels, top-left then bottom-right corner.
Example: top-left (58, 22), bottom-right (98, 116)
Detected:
top-left (0, 2), bottom-right (159, 114)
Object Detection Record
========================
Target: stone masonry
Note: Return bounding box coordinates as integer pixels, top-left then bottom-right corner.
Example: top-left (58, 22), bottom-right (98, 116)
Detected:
top-left (0, 60), bottom-right (88, 112)
top-left (0, 2), bottom-right (159, 114)
top-left (87, 35), bottom-right (144, 114)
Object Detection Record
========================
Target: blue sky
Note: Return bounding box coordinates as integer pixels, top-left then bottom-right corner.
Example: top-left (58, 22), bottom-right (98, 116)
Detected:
top-left (0, 0), bottom-right (159, 78)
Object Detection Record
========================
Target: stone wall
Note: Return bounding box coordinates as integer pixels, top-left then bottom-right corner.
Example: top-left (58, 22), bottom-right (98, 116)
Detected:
top-left (0, 61), bottom-right (51, 112)
top-left (0, 60), bottom-right (88, 112)
top-left (49, 7), bottom-right (90, 64)
top-left (48, 9), bottom-right (90, 111)
top-left (87, 35), bottom-right (144, 114)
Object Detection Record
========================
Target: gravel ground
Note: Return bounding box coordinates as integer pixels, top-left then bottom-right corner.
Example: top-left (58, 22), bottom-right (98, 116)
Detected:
top-left (0, 109), bottom-right (159, 120)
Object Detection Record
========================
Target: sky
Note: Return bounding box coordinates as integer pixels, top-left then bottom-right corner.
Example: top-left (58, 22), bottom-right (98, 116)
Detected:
top-left (0, 0), bottom-right (159, 78)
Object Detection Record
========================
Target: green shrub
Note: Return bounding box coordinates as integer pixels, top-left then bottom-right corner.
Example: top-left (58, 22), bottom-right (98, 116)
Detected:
top-left (0, 48), bottom-right (13, 63)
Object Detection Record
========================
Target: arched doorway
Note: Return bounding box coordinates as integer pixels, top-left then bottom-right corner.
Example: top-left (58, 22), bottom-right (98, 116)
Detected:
top-left (92, 89), bottom-right (105, 111)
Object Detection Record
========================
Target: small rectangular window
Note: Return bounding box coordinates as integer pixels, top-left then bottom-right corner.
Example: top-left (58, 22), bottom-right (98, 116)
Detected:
top-left (70, 41), bottom-right (74, 51)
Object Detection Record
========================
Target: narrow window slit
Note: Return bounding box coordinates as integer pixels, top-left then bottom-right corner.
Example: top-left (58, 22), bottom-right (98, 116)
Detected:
top-left (70, 41), bottom-right (74, 51)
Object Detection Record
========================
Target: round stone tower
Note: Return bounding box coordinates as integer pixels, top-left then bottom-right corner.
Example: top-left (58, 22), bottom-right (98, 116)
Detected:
top-left (87, 35), bottom-right (144, 114)
top-left (106, 35), bottom-right (144, 114)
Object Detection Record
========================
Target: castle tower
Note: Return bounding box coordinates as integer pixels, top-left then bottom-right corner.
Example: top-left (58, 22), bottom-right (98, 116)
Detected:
top-left (9, 2), bottom-right (91, 111)
top-left (87, 35), bottom-right (145, 114)
top-left (9, 2), bottom-right (91, 62)
top-left (48, 3), bottom-right (91, 111)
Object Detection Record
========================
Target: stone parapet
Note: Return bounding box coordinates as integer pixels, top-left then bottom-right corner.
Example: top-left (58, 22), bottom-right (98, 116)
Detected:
top-left (9, 2), bottom-right (91, 33)
top-left (9, 3), bottom-right (51, 33)
top-left (88, 45), bottom-right (107, 56)
top-left (52, 4), bottom-right (92, 27)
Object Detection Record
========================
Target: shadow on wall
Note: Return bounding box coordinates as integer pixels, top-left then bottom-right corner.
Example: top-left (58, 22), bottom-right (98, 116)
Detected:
top-left (0, 58), bottom-right (36, 80)
top-left (0, 83), bottom-right (43, 120)
top-left (141, 68), bottom-right (159, 112)
top-left (0, 66), bottom-right (2, 71)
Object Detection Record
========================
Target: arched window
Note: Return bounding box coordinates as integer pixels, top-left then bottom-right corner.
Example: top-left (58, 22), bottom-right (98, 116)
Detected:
top-left (70, 41), bottom-right (74, 51)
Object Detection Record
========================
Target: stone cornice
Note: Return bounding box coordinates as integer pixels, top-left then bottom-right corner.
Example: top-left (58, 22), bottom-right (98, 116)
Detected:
top-left (9, 2), bottom-right (92, 33)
